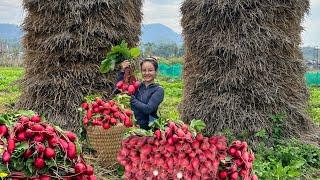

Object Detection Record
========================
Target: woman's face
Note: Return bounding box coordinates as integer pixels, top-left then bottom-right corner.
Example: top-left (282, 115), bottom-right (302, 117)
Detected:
top-left (141, 61), bottom-right (156, 83)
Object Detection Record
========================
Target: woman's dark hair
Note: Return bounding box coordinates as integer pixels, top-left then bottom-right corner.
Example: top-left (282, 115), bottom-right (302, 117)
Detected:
top-left (140, 57), bottom-right (158, 71)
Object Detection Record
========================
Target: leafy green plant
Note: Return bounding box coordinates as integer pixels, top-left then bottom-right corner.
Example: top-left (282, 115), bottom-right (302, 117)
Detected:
top-left (100, 40), bottom-right (141, 73)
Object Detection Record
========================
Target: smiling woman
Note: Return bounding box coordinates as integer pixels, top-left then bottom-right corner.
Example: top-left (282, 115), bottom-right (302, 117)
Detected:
top-left (118, 57), bottom-right (164, 130)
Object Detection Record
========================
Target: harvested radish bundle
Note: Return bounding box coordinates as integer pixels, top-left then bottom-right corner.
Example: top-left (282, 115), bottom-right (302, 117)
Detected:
top-left (81, 96), bottom-right (134, 129)
top-left (0, 111), bottom-right (97, 180)
top-left (100, 40), bottom-right (141, 96)
top-left (116, 67), bottom-right (140, 95)
top-left (117, 120), bottom-right (258, 180)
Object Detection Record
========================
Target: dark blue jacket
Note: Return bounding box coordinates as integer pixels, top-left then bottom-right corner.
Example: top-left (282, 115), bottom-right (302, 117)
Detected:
top-left (116, 72), bottom-right (164, 129)
top-left (131, 83), bottom-right (164, 129)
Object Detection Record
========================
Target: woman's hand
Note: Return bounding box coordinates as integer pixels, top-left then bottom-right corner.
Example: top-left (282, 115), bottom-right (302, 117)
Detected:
top-left (120, 60), bottom-right (130, 71)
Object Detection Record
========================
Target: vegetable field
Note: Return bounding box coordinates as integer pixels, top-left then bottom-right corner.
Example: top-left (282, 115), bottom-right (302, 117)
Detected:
top-left (0, 67), bottom-right (319, 179)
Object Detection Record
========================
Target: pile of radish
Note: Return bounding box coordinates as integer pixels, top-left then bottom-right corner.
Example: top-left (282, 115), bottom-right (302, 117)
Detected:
top-left (81, 97), bottom-right (134, 129)
top-left (0, 112), bottom-right (96, 180)
top-left (117, 121), bottom-right (258, 180)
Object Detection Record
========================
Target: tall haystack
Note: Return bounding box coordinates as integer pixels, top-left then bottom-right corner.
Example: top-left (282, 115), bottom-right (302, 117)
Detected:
top-left (16, 0), bottom-right (143, 131)
top-left (180, 0), bottom-right (319, 143)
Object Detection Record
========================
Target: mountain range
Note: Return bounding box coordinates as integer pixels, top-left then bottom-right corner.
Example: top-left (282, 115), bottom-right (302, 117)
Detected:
top-left (0, 23), bottom-right (183, 45)
top-left (0, 23), bottom-right (317, 60)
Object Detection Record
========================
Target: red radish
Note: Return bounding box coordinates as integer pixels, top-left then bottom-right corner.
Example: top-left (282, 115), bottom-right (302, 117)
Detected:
top-left (176, 129), bottom-right (185, 138)
top-left (110, 118), bottom-right (117, 125)
top-left (191, 158), bottom-right (200, 170)
top-left (154, 130), bottom-right (161, 140)
top-left (14, 123), bottom-right (24, 132)
top-left (133, 81), bottom-right (140, 89)
top-left (124, 118), bottom-right (133, 127)
top-left (86, 110), bottom-right (92, 119)
top-left (196, 134), bottom-right (204, 141)
top-left (219, 171), bottom-right (228, 179)
top-left (229, 147), bottom-right (237, 156)
top-left (232, 140), bottom-right (242, 148)
top-left (82, 116), bottom-right (89, 125)
top-left (36, 143), bottom-right (45, 153)
top-left (7, 138), bottom-right (15, 153)
top-left (34, 134), bottom-right (45, 142)
top-left (249, 152), bottom-right (255, 162)
top-left (230, 172), bottom-right (239, 180)
top-left (122, 83), bottom-right (129, 91)
top-left (124, 109), bottom-right (133, 116)
top-left (31, 115), bottom-right (41, 123)
top-left (93, 107), bottom-right (99, 113)
top-left (103, 123), bottom-right (110, 129)
top-left (86, 165), bottom-right (94, 175)
top-left (48, 137), bottom-right (59, 146)
top-left (128, 85), bottom-right (135, 95)
top-left (31, 124), bottom-right (45, 131)
top-left (34, 157), bottom-right (46, 169)
top-left (116, 81), bottom-right (124, 89)
top-left (59, 138), bottom-right (69, 151)
top-left (81, 102), bottom-right (89, 110)
top-left (75, 162), bottom-right (87, 174)
top-left (251, 175), bottom-right (258, 180)
top-left (109, 100), bottom-right (115, 106)
top-left (65, 131), bottom-right (77, 142)
top-left (0, 125), bottom-right (8, 137)
top-left (19, 116), bottom-right (29, 123)
top-left (168, 122), bottom-right (177, 131)
top-left (95, 98), bottom-right (104, 105)
top-left (25, 129), bottom-right (33, 138)
top-left (44, 147), bottom-right (56, 159)
top-left (2, 151), bottom-right (11, 163)
top-left (67, 142), bottom-right (77, 159)
top-left (23, 149), bottom-right (33, 158)
top-left (16, 132), bottom-right (27, 141)
top-left (181, 124), bottom-right (189, 133)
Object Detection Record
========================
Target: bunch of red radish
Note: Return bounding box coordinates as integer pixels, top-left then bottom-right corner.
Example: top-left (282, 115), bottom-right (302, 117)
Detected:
top-left (0, 114), bottom-right (96, 180)
top-left (81, 98), bottom-right (134, 129)
top-left (217, 140), bottom-right (258, 180)
top-left (117, 121), bottom-right (258, 180)
top-left (116, 80), bottom-right (140, 95)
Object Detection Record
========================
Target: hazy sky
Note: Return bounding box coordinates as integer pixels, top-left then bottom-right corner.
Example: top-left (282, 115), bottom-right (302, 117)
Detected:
top-left (0, 0), bottom-right (319, 46)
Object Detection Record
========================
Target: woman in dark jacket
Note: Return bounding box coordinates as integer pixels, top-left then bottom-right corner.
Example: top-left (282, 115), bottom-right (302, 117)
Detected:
top-left (118, 57), bottom-right (164, 130)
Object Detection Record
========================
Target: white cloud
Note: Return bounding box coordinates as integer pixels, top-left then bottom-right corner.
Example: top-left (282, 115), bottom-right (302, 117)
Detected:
top-left (143, 0), bottom-right (183, 33)
top-left (0, 0), bottom-right (24, 25)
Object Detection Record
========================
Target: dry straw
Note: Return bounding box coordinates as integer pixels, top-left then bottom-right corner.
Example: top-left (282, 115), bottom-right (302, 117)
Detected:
top-left (17, 0), bottom-right (143, 131)
top-left (180, 0), bottom-right (319, 144)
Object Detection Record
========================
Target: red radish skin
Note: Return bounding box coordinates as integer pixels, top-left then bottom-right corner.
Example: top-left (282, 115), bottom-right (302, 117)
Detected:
top-left (128, 85), bottom-right (135, 95)
top-left (219, 171), bottom-right (228, 179)
top-left (0, 125), bottom-right (8, 137)
top-left (86, 165), bottom-right (94, 175)
top-left (34, 158), bottom-right (46, 169)
top-left (67, 142), bottom-right (77, 159)
top-left (31, 115), bottom-right (41, 123)
top-left (36, 143), bottom-right (45, 153)
top-left (16, 132), bottom-right (27, 141)
top-left (75, 162), bottom-right (87, 174)
top-left (81, 102), bottom-right (89, 109)
top-left (65, 131), bottom-right (77, 142)
top-left (44, 147), bottom-right (56, 159)
top-left (7, 138), bottom-right (15, 153)
top-left (2, 151), bottom-right (11, 163)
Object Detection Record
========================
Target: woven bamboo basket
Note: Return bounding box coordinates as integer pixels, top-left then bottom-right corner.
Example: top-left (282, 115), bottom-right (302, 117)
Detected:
top-left (86, 124), bottom-right (127, 167)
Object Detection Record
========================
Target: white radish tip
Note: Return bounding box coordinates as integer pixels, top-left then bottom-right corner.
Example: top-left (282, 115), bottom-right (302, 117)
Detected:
top-left (177, 172), bottom-right (183, 179)
top-left (153, 169), bottom-right (159, 176)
